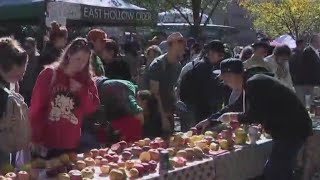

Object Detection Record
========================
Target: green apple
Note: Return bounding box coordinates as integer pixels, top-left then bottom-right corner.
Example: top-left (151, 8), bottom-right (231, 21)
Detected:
top-left (209, 142), bottom-right (219, 151)
top-left (219, 139), bottom-right (229, 150)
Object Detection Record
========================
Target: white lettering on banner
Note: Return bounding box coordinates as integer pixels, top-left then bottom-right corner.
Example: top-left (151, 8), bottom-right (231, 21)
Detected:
top-left (82, 6), bottom-right (153, 23)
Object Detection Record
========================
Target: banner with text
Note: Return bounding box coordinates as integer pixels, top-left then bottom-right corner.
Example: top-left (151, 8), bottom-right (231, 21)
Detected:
top-left (81, 5), bottom-right (156, 26)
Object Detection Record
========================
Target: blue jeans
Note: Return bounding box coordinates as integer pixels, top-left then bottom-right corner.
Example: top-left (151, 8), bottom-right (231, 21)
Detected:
top-left (264, 138), bottom-right (305, 180)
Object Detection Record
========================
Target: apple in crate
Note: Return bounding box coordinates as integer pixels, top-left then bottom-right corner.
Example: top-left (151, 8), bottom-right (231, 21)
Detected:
top-left (148, 149), bottom-right (160, 161)
top-left (129, 168), bottom-right (139, 178)
top-left (121, 151), bottom-right (132, 161)
top-left (119, 141), bottom-right (128, 149)
top-left (144, 138), bottom-right (151, 146)
top-left (109, 169), bottom-right (124, 180)
top-left (100, 165), bottom-right (110, 174)
top-left (148, 160), bottom-right (158, 171)
top-left (17, 171), bottom-right (29, 180)
top-left (68, 170), bottom-right (82, 180)
top-left (5, 172), bottom-right (16, 180)
top-left (76, 160), bottom-right (86, 170)
top-left (150, 141), bottom-right (160, 149)
top-left (98, 148), bottom-right (108, 157)
top-left (125, 160), bottom-right (135, 170)
top-left (57, 173), bottom-right (70, 180)
top-left (230, 120), bottom-right (240, 130)
top-left (81, 167), bottom-right (94, 179)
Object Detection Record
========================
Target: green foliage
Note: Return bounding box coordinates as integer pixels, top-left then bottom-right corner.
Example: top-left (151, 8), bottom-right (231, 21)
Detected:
top-left (241, 0), bottom-right (320, 39)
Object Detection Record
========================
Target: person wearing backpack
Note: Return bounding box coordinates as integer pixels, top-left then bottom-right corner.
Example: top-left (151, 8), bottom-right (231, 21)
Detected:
top-left (178, 40), bottom-right (228, 131)
top-left (29, 38), bottom-right (100, 159)
top-left (0, 37), bottom-right (29, 168)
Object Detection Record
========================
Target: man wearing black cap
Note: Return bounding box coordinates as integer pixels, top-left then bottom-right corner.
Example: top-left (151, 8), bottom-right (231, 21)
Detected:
top-left (196, 58), bottom-right (312, 180)
top-left (177, 40), bottom-right (228, 131)
top-left (244, 42), bottom-right (272, 72)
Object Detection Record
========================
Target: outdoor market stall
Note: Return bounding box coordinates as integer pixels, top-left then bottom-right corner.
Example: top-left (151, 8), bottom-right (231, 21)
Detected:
top-left (0, 0), bottom-right (156, 27)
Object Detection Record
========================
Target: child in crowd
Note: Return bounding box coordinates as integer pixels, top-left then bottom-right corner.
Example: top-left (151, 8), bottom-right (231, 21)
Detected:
top-left (137, 90), bottom-right (162, 138)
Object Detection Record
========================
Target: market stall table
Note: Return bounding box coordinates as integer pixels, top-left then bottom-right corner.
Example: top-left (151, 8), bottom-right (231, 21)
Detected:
top-left (213, 138), bottom-right (272, 180)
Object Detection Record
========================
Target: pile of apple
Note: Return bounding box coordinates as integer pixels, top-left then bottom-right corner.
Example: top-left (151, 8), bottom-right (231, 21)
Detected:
top-left (0, 121), bottom-right (261, 180)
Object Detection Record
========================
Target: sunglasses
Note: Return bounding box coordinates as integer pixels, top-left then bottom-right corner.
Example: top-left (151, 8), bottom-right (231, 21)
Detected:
top-left (70, 39), bottom-right (90, 50)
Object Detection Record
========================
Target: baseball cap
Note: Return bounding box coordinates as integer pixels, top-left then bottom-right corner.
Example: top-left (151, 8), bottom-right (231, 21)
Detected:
top-left (167, 32), bottom-right (184, 43)
top-left (251, 41), bottom-right (269, 49)
top-left (213, 58), bottom-right (244, 76)
top-left (87, 29), bottom-right (108, 41)
top-left (205, 40), bottom-right (225, 54)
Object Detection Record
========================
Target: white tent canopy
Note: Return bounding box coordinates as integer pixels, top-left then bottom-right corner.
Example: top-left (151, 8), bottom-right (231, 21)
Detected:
top-left (271, 34), bottom-right (296, 49)
top-left (158, 8), bottom-right (213, 24)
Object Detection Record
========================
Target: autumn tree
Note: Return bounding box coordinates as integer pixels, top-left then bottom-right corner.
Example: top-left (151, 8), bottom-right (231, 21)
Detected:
top-left (129, 0), bottom-right (225, 38)
top-left (240, 0), bottom-right (320, 39)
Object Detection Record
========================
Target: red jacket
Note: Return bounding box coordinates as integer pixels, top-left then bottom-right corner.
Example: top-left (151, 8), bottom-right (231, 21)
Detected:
top-left (30, 68), bottom-right (100, 149)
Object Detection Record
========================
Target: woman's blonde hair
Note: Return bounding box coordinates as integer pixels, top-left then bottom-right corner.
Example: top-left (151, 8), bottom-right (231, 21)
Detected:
top-left (49, 38), bottom-right (93, 82)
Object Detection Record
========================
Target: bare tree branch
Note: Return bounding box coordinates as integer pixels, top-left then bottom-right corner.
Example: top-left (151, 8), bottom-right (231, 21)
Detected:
top-left (204, 0), bottom-right (222, 26)
top-left (166, 0), bottom-right (193, 26)
top-left (200, 0), bottom-right (216, 25)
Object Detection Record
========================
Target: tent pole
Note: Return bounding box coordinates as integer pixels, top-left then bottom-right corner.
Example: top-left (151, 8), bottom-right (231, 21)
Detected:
top-left (41, 0), bottom-right (50, 51)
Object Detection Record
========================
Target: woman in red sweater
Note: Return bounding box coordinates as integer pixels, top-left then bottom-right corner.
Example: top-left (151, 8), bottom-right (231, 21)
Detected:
top-left (30, 38), bottom-right (100, 158)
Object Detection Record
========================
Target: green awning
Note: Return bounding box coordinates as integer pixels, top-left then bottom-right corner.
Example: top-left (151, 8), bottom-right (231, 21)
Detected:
top-left (0, 0), bottom-right (45, 22)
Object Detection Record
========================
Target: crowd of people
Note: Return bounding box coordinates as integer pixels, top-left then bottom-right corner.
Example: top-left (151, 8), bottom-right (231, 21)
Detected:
top-left (0, 21), bottom-right (318, 179)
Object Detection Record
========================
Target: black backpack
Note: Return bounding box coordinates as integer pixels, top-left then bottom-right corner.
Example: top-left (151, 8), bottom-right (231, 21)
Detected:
top-left (179, 61), bottom-right (198, 105)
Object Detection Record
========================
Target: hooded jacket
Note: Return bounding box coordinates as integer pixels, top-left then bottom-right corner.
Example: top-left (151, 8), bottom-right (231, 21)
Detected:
top-left (30, 68), bottom-right (100, 149)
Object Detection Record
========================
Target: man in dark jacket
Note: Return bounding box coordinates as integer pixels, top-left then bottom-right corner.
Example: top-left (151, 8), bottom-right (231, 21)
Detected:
top-left (295, 34), bottom-right (320, 104)
top-left (178, 40), bottom-right (228, 131)
top-left (197, 59), bottom-right (312, 180)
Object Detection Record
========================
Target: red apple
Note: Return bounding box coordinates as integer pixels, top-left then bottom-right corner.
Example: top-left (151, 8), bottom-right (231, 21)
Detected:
top-left (148, 149), bottom-right (160, 161)
top-left (221, 129), bottom-right (233, 140)
top-left (150, 141), bottom-right (160, 149)
top-left (141, 163), bottom-right (150, 173)
top-left (121, 151), bottom-right (132, 161)
top-left (119, 141), bottom-right (127, 149)
top-left (133, 164), bottom-right (145, 175)
top-left (190, 127), bottom-right (198, 135)
top-left (108, 151), bottom-right (117, 156)
top-left (230, 120), bottom-right (240, 130)
top-left (111, 143), bottom-right (122, 154)
top-left (83, 151), bottom-right (93, 158)
top-left (123, 148), bottom-right (132, 153)
top-left (112, 155), bottom-right (119, 163)
top-left (159, 140), bottom-right (168, 148)
top-left (142, 146), bottom-right (151, 152)
top-left (104, 154), bottom-right (114, 162)
top-left (69, 170), bottom-right (82, 180)
top-left (100, 158), bottom-right (108, 166)
top-left (132, 146), bottom-right (143, 157)
top-left (17, 171), bottom-right (29, 180)
top-left (148, 160), bottom-right (157, 171)
top-left (98, 149), bottom-right (107, 157)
